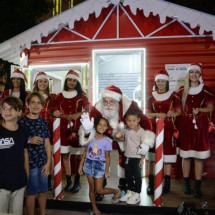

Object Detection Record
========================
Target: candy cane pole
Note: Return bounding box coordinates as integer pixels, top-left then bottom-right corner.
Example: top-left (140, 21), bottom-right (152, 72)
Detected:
top-left (154, 118), bottom-right (164, 206)
top-left (53, 118), bottom-right (63, 199)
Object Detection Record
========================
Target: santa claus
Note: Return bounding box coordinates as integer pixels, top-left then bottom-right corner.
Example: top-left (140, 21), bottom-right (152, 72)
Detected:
top-left (79, 85), bottom-right (155, 196)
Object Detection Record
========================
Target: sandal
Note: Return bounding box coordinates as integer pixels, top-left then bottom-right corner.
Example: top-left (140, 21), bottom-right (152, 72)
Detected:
top-left (111, 189), bottom-right (121, 203)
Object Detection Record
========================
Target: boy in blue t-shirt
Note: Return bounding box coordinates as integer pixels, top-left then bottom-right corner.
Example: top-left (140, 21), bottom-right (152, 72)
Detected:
top-left (0, 96), bottom-right (29, 215)
top-left (19, 92), bottom-right (51, 215)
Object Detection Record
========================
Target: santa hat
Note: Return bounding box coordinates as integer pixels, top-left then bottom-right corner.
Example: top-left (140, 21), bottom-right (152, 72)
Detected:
top-left (11, 69), bottom-right (28, 83)
top-left (34, 71), bottom-right (49, 85)
top-left (65, 70), bottom-right (80, 82)
top-left (101, 85), bottom-right (122, 102)
top-left (187, 63), bottom-right (202, 74)
top-left (154, 69), bottom-right (169, 81)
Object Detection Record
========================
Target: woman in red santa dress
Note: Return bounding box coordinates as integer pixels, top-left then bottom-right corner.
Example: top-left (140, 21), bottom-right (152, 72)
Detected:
top-left (81, 85), bottom-right (155, 197)
top-left (177, 63), bottom-right (214, 198)
top-left (33, 71), bottom-right (56, 190)
top-left (145, 69), bottom-right (182, 195)
top-left (53, 70), bottom-right (90, 193)
top-left (2, 69), bottom-right (30, 114)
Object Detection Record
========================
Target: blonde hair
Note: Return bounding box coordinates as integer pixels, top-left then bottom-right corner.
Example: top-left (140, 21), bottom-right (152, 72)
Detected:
top-left (182, 72), bottom-right (190, 109)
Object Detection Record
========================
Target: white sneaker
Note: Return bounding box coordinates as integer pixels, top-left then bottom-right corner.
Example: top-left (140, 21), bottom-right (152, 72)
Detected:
top-left (126, 192), bottom-right (140, 205)
top-left (119, 190), bottom-right (133, 202)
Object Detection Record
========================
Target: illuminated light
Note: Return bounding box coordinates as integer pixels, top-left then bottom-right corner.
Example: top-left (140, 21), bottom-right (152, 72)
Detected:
top-left (28, 63), bottom-right (86, 69)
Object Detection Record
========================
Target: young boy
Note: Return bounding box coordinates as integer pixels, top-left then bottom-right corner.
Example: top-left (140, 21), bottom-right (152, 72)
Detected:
top-left (19, 92), bottom-right (51, 215)
top-left (0, 96), bottom-right (29, 214)
top-left (115, 109), bottom-right (155, 205)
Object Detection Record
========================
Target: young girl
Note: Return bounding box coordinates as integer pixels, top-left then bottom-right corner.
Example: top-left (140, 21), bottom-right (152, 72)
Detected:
top-left (19, 92), bottom-right (51, 215)
top-left (53, 70), bottom-right (90, 192)
top-left (33, 71), bottom-right (56, 190)
top-left (79, 116), bottom-right (120, 215)
top-left (2, 69), bottom-right (30, 114)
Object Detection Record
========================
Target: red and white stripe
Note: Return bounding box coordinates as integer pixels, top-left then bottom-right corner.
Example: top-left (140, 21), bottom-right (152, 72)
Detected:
top-left (53, 118), bottom-right (63, 199)
top-left (154, 118), bottom-right (164, 206)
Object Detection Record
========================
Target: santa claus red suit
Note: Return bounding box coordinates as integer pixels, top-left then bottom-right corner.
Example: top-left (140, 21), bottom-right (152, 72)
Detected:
top-left (81, 85), bottom-right (154, 191)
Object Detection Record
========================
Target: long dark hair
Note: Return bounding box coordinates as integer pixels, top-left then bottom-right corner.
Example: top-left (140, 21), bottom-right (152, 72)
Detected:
top-left (63, 79), bottom-right (83, 95)
top-left (9, 78), bottom-right (27, 105)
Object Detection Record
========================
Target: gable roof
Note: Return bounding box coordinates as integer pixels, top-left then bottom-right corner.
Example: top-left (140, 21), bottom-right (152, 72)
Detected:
top-left (0, 0), bottom-right (214, 65)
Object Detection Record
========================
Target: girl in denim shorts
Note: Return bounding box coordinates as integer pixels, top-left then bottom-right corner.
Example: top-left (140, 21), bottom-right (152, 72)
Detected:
top-left (78, 116), bottom-right (120, 215)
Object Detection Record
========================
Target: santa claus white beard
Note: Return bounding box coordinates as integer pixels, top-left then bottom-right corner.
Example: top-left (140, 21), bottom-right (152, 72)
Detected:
top-left (102, 102), bottom-right (119, 130)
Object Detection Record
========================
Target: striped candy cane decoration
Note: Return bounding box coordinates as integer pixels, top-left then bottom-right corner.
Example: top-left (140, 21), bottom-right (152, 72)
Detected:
top-left (154, 118), bottom-right (164, 206)
top-left (53, 118), bottom-right (63, 199)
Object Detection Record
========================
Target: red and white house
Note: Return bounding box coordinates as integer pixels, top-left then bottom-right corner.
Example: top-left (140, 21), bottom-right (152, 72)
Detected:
top-left (0, 0), bottom-right (215, 178)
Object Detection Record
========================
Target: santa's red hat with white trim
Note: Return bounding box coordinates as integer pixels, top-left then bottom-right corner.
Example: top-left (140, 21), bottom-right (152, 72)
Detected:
top-left (154, 69), bottom-right (169, 81)
top-left (33, 71), bottom-right (49, 85)
top-left (65, 70), bottom-right (80, 82)
top-left (101, 85), bottom-right (122, 102)
top-left (187, 63), bottom-right (202, 74)
top-left (11, 69), bottom-right (28, 83)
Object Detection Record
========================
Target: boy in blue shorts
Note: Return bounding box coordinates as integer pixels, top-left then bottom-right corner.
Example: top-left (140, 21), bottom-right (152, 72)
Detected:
top-left (0, 96), bottom-right (29, 215)
top-left (19, 92), bottom-right (51, 215)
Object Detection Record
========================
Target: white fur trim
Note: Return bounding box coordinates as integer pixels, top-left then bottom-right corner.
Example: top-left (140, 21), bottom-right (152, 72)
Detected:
top-left (152, 90), bottom-right (173, 101)
top-left (163, 154), bottom-right (177, 163)
top-left (70, 146), bottom-right (85, 155)
top-left (66, 74), bottom-right (80, 82)
top-left (180, 149), bottom-right (210, 159)
top-left (78, 126), bottom-right (96, 146)
top-left (155, 74), bottom-right (169, 81)
top-left (61, 145), bottom-right (71, 154)
top-left (118, 141), bottom-right (125, 152)
top-left (11, 73), bottom-right (24, 80)
top-left (36, 74), bottom-right (48, 81)
top-left (62, 90), bottom-right (77, 98)
top-left (187, 65), bottom-right (201, 73)
top-left (141, 130), bottom-right (155, 148)
top-left (118, 165), bottom-right (125, 178)
top-left (101, 89), bottom-right (122, 101)
top-left (189, 84), bottom-right (204, 95)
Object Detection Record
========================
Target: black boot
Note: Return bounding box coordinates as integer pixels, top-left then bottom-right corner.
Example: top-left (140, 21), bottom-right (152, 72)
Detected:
top-left (183, 177), bottom-right (191, 195)
top-left (71, 175), bottom-right (81, 193)
top-left (48, 175), bottom-right (53, 191)
top-left (147, 174), bottom-right (154, 195)
top-left (163, 175), bottom-right (171, 194)
top-left (194, 180), bottom-right (202, 198)
top-left (64, 175), bottom-right (72, 192)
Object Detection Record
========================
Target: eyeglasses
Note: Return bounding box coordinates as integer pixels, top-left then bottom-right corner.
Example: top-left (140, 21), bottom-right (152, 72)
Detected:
top-left (103, 99), bottom-right (116, 106)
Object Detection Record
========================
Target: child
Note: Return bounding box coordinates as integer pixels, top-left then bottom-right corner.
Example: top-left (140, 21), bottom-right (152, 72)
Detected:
top-left (33, 71), bottom-right (56, 190)
top-left (78, 116), bottom-right (120, 215)
top-left (0, 96), bottom-right (29, 215)
top-left (53, 69), bottom-right (90, 193)
top-left (19, 92), bottom-right (51, 215)
top-left (116, 109), bottom-right (155, 204)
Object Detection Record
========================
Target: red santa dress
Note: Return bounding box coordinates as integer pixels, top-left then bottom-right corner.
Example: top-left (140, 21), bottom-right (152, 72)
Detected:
top-left (177, 84), bottom-right (214, 159)
top-left (53, 90), bottom-right (90, 154)
top-left (146, 90), bottom-right (182, 163)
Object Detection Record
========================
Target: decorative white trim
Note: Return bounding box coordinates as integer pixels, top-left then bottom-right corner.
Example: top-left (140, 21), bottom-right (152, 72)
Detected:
top-left (163, 154), bottom-right (177, 163)
top-left (11, 73), bottom-right (24, 80)
top-left (62, 90), bottom-right (77, 98)
top-left (152, 90), bottom-right (173, 101)
top-left (155, 74), bottom-right (169, 81)
top-left (101, 89), bottom-right (122, 101)
top-left (187, 65), bottom-right (201, 73)
top-left (61, 145), bottom-right (71, 154)
top-left (70, 146), bottom-right (85, 155)
top-left (180, 149), bottom-right (210, 159)
top-left (118, 164), bottom-right (125, 178)
top-left (189, 84), bottom-right (204, 95)
top-left (36, 75), bottom-right (48, 81)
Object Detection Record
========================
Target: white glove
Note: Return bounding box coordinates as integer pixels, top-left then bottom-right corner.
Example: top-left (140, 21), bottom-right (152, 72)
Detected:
top-left (137, 144), bottom-right (149, 155)
top-left (80, 112), bottom-right (94, 134)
